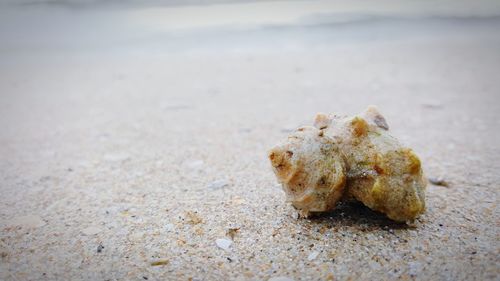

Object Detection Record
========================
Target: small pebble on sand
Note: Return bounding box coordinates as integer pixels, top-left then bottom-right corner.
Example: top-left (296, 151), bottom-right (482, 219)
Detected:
top-left (150, 259), bottom-right (169, 266)
top-left (97, 243), bottom-right (104, 253)
top-left (428, 177), bottom-right (449, 187)
top-left (216, 238), bottom-right (233, 251)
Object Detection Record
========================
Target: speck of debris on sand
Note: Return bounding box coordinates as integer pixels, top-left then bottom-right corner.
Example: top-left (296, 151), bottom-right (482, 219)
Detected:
top-left (1, 252), bottom-right (8, 259)
top-left (428, 177), bottom-right (450, 187)
top-left (97, 243), bottom-right (104, 253)
top-left (150, 259), bottom-right (169, 266)
top-left (185, 211), bottom-right (203, 225)
top-left (226, 227), bottom-right (240, 240)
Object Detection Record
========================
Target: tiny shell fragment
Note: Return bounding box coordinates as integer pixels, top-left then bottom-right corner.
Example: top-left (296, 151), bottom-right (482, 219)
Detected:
top-left (216, 238), bottom-right (233, 251)
top-left (269, 106), bottom-right (426, 222)
top-left (308, 251), bottom-right (320, 261)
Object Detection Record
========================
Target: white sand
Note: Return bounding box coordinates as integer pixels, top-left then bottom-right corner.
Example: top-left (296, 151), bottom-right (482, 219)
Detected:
top-left (1, 1), bottom-right (499, 280)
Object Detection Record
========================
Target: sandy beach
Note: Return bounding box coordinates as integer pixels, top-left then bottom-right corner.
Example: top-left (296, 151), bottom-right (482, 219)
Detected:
top-left (1, 1), bottom-right (499, 280)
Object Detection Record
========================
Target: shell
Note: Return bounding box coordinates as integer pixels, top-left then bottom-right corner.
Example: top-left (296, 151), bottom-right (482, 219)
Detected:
top-left (269, 106), bottom-right (426, 222)
top-left (268, 126), bottom-right (346, 217)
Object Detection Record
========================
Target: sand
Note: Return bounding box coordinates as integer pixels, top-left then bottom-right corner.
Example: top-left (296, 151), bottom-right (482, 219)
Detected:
top-left (0, 1), bottom-right (499, 280)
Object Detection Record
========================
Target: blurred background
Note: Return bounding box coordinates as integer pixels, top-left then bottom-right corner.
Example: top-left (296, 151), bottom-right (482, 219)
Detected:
top-left (1, 0), bottom-right (499, 280)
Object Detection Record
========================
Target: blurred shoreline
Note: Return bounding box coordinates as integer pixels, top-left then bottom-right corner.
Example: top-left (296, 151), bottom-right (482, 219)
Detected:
top-left (1, 0), bottom-right (500, 57)
top-left (2, 0), bottom-right (500, 15)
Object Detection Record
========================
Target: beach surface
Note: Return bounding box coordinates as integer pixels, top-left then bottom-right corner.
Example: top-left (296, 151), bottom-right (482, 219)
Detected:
top-left (1, 1), bottom-right (499, 280)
